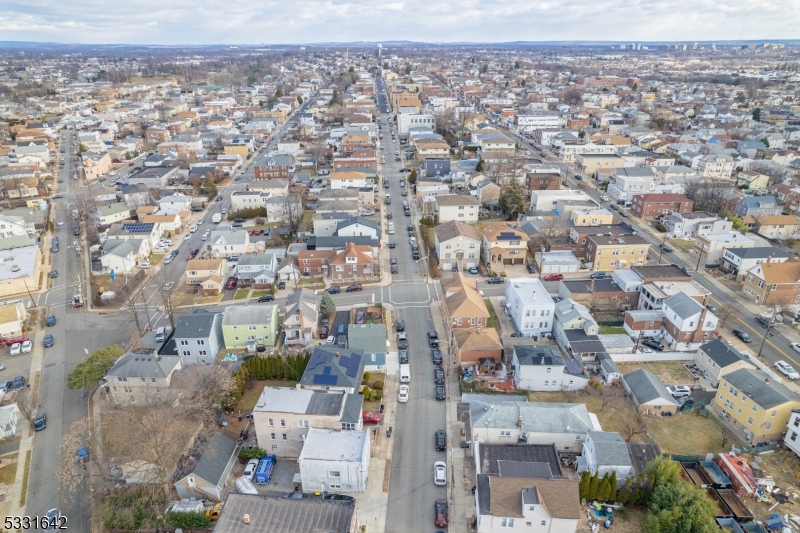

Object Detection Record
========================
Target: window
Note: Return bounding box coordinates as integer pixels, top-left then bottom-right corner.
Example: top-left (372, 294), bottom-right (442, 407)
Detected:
top-left (268, 418), bottom-right (274, 426)
top-left (328, 471), bottom-right (341, 478)
top-left (197, 339), bottom-right (205, 345)
top-left (180, 340), bottom-right (189, 346)
top-left (541, 520), bottom-right (547, 526)
top-left (765, 422), bottom-right (772, 430)
top-left (270, 433), bottom-right (276, 440)
top-left (298, 420), bottom-right (309, 428)
top-left (500, 518), bottom-right (515, 527)
top-left (752, 404), bottom-right (758, 412)
top-left (280, 419), bottom-right (286, 427)
top-left (724, 400), bottom-right (734, 409)
top-left (499, 430), bottom-right (512, 437)
top-left (772, 410), bottom-right (778, 417)
top-left (747, 417), bottom-right (754, 425)
top-left (737, 408), bottom-right (742, 414)
top-left (792, 432), bottom-right (798, 442)
top-left (282, 434), bottom-right (287, 441)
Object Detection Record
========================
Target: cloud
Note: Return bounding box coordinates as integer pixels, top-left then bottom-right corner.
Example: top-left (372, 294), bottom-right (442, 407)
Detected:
top-left (0, 0), bottom-right (797, 44)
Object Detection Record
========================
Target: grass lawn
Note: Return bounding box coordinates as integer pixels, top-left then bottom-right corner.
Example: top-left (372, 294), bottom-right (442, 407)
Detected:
top-left (600, 325), bottom-right (626, 335)
top-left (611, 506), bottom-right (647, 533)
top-left (150, 253), bottom-right (166, 265)
top-left (297, 210), bottom-right (314, 233)
top-left (616, 361), bottom-right (694, 385)
top-left (421, 225), bottom-right (435, 248)
top-left (647, 410), bottom-right (726, 456)
top-left (0, 452), bottom-right (19, 486)
top-left (485, 299), bottom-right (499, 329)
top-left (251, 290), bottom-right (272, 298)
top-left (233, 289), bottom-right (250, 300)
top-left (669, 239), bottom-right (696, 251)
top-left (298, 277), bottom-right (324, 286)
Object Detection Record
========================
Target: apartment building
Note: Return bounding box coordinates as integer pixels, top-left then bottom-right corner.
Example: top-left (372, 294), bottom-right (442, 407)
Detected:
top-left (585, 235), bottom-right (650, 272)
top-left (742, 259), bottom-right (800, 306)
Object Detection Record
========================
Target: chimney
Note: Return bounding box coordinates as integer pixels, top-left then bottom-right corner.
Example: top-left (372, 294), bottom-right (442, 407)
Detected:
top-left (517, 415), bottom-right (523, 427)
top-left (335, 351), bottom-right (340, 357)
top-left (765, 377), bottom-right (770, 384)
top-left (243, 514), bottom-right (250, 524)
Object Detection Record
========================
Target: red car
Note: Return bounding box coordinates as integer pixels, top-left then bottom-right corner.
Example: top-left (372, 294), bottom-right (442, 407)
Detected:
top-left (1, 335), bottom-right (29, 347)
top-left (128, 162), bottom-right (135, 166)
top-left (345, 284), bottom-right (363, 292)
top-left (362, 411), bottom-right (381, 425)
top-left (248, 230), bottom-right (256, 236)
top-left (543, 273), bottom-right (564, 281)
top-left (434, 499), bottom-right (448, 528)
top-left (226, 278), bottom-right (238, 290)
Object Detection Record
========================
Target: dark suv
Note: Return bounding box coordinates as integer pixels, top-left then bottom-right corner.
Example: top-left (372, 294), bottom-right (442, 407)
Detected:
top-left (399, 350), bottom-right (409, 364)
top-left (427, 331), bottom-right (439, 347)
top-left (434, 368), bottom-right (444, 384)
top-left (435, 429), bottom-right (447, 451)
top-left (397, 332), bottom-right (409, 350)
top-left (432, 349), bottom-right (443, 365)
top-left (396, 320), bottom-right (405, 332)
top-left (641, 338), bottom-right (664, 351)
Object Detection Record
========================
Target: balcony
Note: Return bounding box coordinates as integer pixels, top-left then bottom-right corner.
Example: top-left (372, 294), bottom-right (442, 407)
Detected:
top-left (285, 337), bottom-right (309, 347)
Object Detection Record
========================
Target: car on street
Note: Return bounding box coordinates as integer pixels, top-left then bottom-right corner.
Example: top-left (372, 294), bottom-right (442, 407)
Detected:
top-left (390, 256), bottom-right (398, 265)
top-left (486, 276), bottom-right (504, 284)
top-left (434, 368), bottom-right (444, 384)
top-left (661, 243), bottom-right (673, 252)
top-left (775, 360), bottom-right (800, 380)
top-left (21, 340), bottom-right (32, 353)
top-left (258, 294), bottom-right (274, 303)
top-left (0, 380), bottom-right (10, 392)
top-left (619, 210), bottom-right (629, 217)
top-left (163, 282), bottom-right (175, 291)
top-left (792, 343), bottom-right (800, 355)
top-left (362, 411), bottom-right (381, 425)
top-left (388, 240), bottom-right (395, 248)
top-left (434, 500), bottom-right (449, 528)
top-left (397, 332), bottom-right (409, 350)
top-left (391, 264), bottom-right (398, 273)
top-left (668, 385), bottom-right (691, 398)
top-left (641, 338), bottom-right (664, 351)
top-left (12, 375), bottom-right (25, 389)
top-left (42, 334), bottom-right (54, 348)
top-left (435, 429), bottom-right (447, 451)
top-left (50, 269), bottom-right (58, 278)
top-left (435, 385), bottom-right (445, 400)
top-left (244, 458), bottom-right (259, 480)
top-left (345, 284), bottom-right (363, 292)
top-left (46, 315), bottom-right (56, 326)
top-left (399, 350), bottom-right (409, 364)
top-left (733, 329), bottom-right (752, 343)
top-left (434, 461), bottom-right (447, 486)
top-left (327, 286), bottom-right (341, 294)
top-left (56, 219), bottom-right (63, 226)
top-left (589, 272), bottom-right (607, 279)
top-left (755, 316), bottom-right (771, 328)
top-left (34, 413), bottom-right (47, 431)
top-left (398, 385), bottom-right (409, 403)
top-left (432, 349), bottom-right (442, 365)
top-left (396, 319), bottom-right (405, 332)
top-left (706, 303), bottom-right (717, 314)
top-left (183, 233), bottom-right (192, 242)
top-left (543, 273), bottom-right (564, 281)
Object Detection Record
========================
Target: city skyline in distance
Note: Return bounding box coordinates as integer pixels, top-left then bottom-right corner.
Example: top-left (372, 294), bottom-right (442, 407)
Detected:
top-left (0, 0), bottom-right (797, 46)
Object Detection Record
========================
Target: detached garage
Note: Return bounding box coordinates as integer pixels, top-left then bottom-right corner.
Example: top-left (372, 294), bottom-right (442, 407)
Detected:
top-left (622, 369), bottom-right (679, 415)
top-left (535, 251), bottom-right (580, 274)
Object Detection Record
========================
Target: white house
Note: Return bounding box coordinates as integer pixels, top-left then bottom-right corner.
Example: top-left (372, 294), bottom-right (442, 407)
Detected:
top-left (99, 238), bottom-right (148, 274)
top-left (530, 189), bottom-right (592, 213)
top-left (0, 404), bottom-right (18, 439)
top-left (398, 113), bottom-right (436, 134)
top-left (785, 411), bottom-right (800, 459)
top-left (298, 428), bottom-right (370, 493)
top-left (156, 194), bottom-right (192, 216)
top-left (0, 214), bottom-right (34, 237)
top-left (207, 229), bottom-right (250, 258)
top-left (230, 190), bottom-right (270, 211)
top-left (662, 212), bottom-right (731, 239)
top-left (578, 431), bottom-right (633, 483)
top-left (696, 154), bottom-right (734, 179)
top-left (95, 203), bottom-right (132, 226)
top-left (434, 195), bottom-right (480, 223)
top-left (512, 345), bottom-right (589, 392)
top-left (434, 220), bottom-right (481, 271)
top-left (504, 278), bottom-right (556, 338)
top-left (660, 292), bottom-right (719, 352)
top-left (335, 217), bottom-right (380, 238)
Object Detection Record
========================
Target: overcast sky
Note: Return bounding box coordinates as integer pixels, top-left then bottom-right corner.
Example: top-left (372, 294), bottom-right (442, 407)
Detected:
top-left (1, 0), bottom-right (797, 45)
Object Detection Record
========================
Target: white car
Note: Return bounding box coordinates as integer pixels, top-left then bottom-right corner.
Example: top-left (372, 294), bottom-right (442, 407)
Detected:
top-left (434, 461), bottom-right (447, 486)
top-left (110, 170), bottom-right (117, 176)
top-left (326, 336), bottom-right (336, 345)
top-left (9, 343), bottom-right (21, 356)
top-left (197, 218), bottom-right (205, 225)
top-left (56, 220), bottom-right (64, 226)
top-left (139, 262), bottom-right (151, 269)
top-left (775, 360), bottom-right (800, 380)
top-left (792, 343), bottom-right (800, 355)
top-left (163, 282), bottom-right (175, 291)
top-left (398, 385), bottom-right (409, 403)
top-left (190, 225), bottom-right (198, 233)
top-left (668, 385), bottom-right (691, 398)
top-left (160, 239), bottom-right (174, 246)
top-left (243, 458), bottom-right (259, 480)
top-left (183, 234), bottom-right (192, 242)
top-left (20, 340), bottom-right (32, 354)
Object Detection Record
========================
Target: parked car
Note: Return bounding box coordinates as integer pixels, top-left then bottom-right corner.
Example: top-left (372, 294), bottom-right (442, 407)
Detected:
top-left (356, 311), bottom-right (365, 324)
top-left (399, 350), bottom-right (409, 364)
top-left (50, 269), bottom-right (58, 278)
top-left (397, 332), bottom-right (409, 350)
top-left (396, 319), bottom-right (405, 332)
top-left (327, 286), bottom-right (341, 294)
top-left (543, 273), bottom-right (564, 281)
top-left (258, 294), bottom-right (274, 303)
top-left (755, 316), bottom-right (770, 328)
top-left (226, 278), bottom-right (238, 290)
top-left (435, 429), bottom-right (447, 451)
top-left (431, 349), bottom-right (442, 365)
top-left (388, 241), bottom-right (396, 248)
top-left (9, 343), bottom-right (21, 356)
top-left (435, 386), bottom-right (445, 400)
top-left (337, 334), bottom-right (347, 346)
top-left (398, 385), bottom-right (409, 403)
top-left (345, 284), bottom-right (363, 292)
top-left (427, 331), bottom-right (439, 347)
top-left (661, 243), bottom-right (673, 252)
top-left (12, 375), bottom-right (25, 389)
top-left (589, 272), bottom-right (607, 279)
top-left (362, 411), bottom-right (381, 425)
top-left (486, 276), bottom-right (504, 284)
top-left (668, 385), bottom-right (691, 398)
top-left (243, 459), bottom-right (259, 480)
top-left (434, 368), bottom-right (444, 384)
top-left (733, 329), bottom-right (752, 343)
top-left (791, 342), bottom-right (800, 355)
top-left (326, 336), bottom-right (336, 345)
top-left (468, 266), bottom-right (479, 274)
top-left (775, 360), bottom-right (800, 380)
top-left (434, 461), bottom-right (447, 486)
top-left (21, 340), bottom-right (32, 353)
top-left (641, 338), bottom-right (664, 351)
top-left (163, 282), bottom-right (175, 291)
top-left (706, 303), bottom-right (717, 314)
top-left (42, 334), bottom-right (54, 348)
top-left (46, 315), bottom-right (56, 327)
top-left (526, 265), bottom-right (536, 274)
top-left (34, 413), bottom-right (47, 431)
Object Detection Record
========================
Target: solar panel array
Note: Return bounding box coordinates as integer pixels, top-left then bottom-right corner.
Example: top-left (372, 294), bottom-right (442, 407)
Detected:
top-left (306, 351), bottom-right (327, 371)
top-left (497, 232), bottom-right (518, 240)
top-left (312, 366), bottom-right (338, 386)
top-left (340, 353), bottom-right (362, 378)
top-left (122, 223), bottom-right (155, 234)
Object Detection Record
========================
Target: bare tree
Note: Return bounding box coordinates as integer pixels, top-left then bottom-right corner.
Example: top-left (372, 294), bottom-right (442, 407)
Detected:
top-left (171, 365), bottom-right (234, 420)
top-left (749, 161), bottom-right (784, 186)
top-left (283, 192), bottom-right (305, 234)
top-left (16, 387), bottom-right (37, 422)
top-left (683, 178), bottom-right (736, 214)
top-left (74, 187), bottom-right (98, 222)
top-left (718, 422), bottom-right (736, 449)
top-left (153, 266), bottom-right (178, 330)
top-left (622, 408), bottom-right (648, 442)
top-left (562, 87), bottom-right (583, 107)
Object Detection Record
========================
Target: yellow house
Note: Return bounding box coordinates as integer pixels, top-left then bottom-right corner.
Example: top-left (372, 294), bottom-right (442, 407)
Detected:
top-left (224, 144), bottom-right (248, 158)
top-left (570, 208), bottom-right (615, 226)
top-left (736, 170), bottom-right (770, 190)
top-left (585, 234), bottom-right (650, 272)
top-left (714, 368), bottom-right (800, 445)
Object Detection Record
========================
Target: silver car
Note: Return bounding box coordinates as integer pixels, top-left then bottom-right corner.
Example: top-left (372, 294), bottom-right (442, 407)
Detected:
top-left (774, 360), bottom-right (800, 380)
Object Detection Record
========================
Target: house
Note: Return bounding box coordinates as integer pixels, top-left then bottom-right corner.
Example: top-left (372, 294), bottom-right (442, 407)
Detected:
top-left (423, 157), bottom-right (451, 177)
top-left (475, 476), bottom-right (581, 533)
top-left (475, 179), bottom-right (502, 206)
top-left (221, 305), bottom-right (279, 349)
top-left (733, 196), bottom-right (782, 217)
top-left (468, 398), bottom-right (597, 451)
top-left (252, 387), bottom-right (363, 458)
top-left (482, 222), bottom-right (530, 269)
top-left (335, 217), bottom-right (380, 238)
top-left (254, 154), bottom-right (295, 179)
top-left (82, 152), bottom-right (113, 180)
top-left (141, 214), bottom-right (184, 235)
top-left (622, 369), bottom-right (679, 414)
top-left (504, 278), bottom-right (555, 338)
top-left (553, 299), bottom-right (600, 349)
top-left (585, 234), bottom-right (650, 272)
top-left (0, 214), bottom-right (34, 237)
top-left (173, 432), bottom-right (238, 501)
top-left (754, 215), bottom-right (799, 240)
top-left (211, 493), bottom-right (357, 533)
top-left (101, 353), bottom-right (182, 404)
top-left (630, 193), bottom-right (693, 219)
top-left (660, 292), bottom-right (719, 351)
top-left (530, 190), bottom-right (592, 213)
top-left (328, 170), bottom-right (369, 190)
top-left (638, 279), bottom-right (711, 311)
top-left (234, 253), bottom-right (278, 288)
top-left (696, 153), bottom-right (734, 179)
top-left (99, 239), bottom-right (148, 274)
top-left (207, 229), bottom-right (250, 259)
top-left (434, 194), bottom-right (480, 223)
top-left (441, 274), bottom-right (491, 331)
top-left (695, 339), bottom-right (754, 388)
top-left (578, 431), bottom-right (633, 483)
top-left (186, 259), bottom-right (228, 295)
top-left (736, 170), bottom-right (770, 190)
top-left (0, 301), bottom-right (25, 339)
top-left (741, 258), bottom-right (800, 306)
top-left (95, 203), bottom-right (132, 226)
top-left (719, 247), bottom-right (792, 280)
top-left (434, 220), bottom-right (481, 271)
top-left (0, 405), bottom-right (18, 439)
top-left (0, 244), bottom-right (41, 297)
top-left (168, 309), bottom-right (224, 365)
top-left (512, 345), bottom-right (588, 391)
top-left (284, 288), bottom-right (320, 348)
top-left (107, 222), bottom-right (162, 248)
top-left (714, 368), bottom-right (800, 445)
top-left (534, 251), bottom-right (581, 275)
top-left (329, 242), bottom-right (376, 281)
top-left (347, 324), bottom-right (387, 371)
top-left (298, 428), bottom-right (370, 493)
top-left (301, 346), bottom-right (365, 395)
top-left (453, 328), bottom-right (504, 365)
top-left (662, 211), bottom-right (732, 239)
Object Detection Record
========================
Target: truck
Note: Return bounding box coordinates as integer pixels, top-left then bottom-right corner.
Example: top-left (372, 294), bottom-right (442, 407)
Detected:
top-left (212, 213), bottom-right (222, 224)
top-left (400, 364), bottom-right (411, 383)
top-left (254, 454), bottom-right (277, 484)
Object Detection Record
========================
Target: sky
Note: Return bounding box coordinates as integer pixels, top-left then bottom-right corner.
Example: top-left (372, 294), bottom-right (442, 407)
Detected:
top-left (0, 0), bottom-right (798, 45)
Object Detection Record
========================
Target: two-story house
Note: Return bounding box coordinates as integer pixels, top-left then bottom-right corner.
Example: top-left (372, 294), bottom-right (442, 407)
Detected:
top-left (435, 220), bottom-right (481, 272)
top-left (207, 229), bottom-right (250, 259)
top-left (252, 386), bottom-right (363, 458)
top-left (504, 278), bottom-right (556, 338)
top-left (94, 203), bottom-right (132, 227)
top-left (482, 222), bottom-right (530, 269)
top-left (585, 234), bottom-right (650, 272)
top-left (234, 253), bottom-right (278, 288)
top-left (435, 194), bottom-right (480, 224)
top-left (107, 222), bottom-right (162, 249)
top-left (284, 288), bottom-right (319, 348)
top-left (99, 238), bottom-right (149, 274)
top-left (754, 215), bottom-right (799, 240)
top-left (662, 211), bottom-right (731, 239)
top-left (733, 196), bottom-right (782, 218)
top-left (714, 368), bottom-right (800, 445)
top-left (168, 309), bottom-right (224, 365)
top-left (630, 193), bottom-right (694, 219)
top-left (300, 346), bottom-right (365, 395)
top-left (696, 153), bottom-right (734, 179)
top-left (155, 194), bottom-right (192, 216)
top-left (186, 259), bottom-right (228, 295)
top-left (579, 431), bottom-right (633, 485)
top-left (719, 247), bottom-right (792, 281)
top-left (553, 299), bottom-right (600, 349)
top-left (742, 258), bottom-right (800, 306)
top-left (512, 345), bottom-right (588, 392)
top-left (440, 274), bottom-right (490, 331)
top-left (254, 154), bottom-right (295, 180)
top-left (695, 339), bottom-right (754, 388)
top-left (329, 170), bottom-right (369, 190)
top-left (101, 353), bottom-right (182, 404)
top-left (221, 304), bottom-right (279, 349)
top-left (329, 242), bottom-right (376, 281)
top-left (660, 292), bottom-right (719, 351)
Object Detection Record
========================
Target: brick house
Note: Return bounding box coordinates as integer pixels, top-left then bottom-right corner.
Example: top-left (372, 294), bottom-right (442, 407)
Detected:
top-left (527, 172), bottom-right (561, 191)
top-left (452, 328), bottom-right (503, 365)
top-left (254, 154), bottom-right (295, 180)
top-left (742, 259), bottom-right (800, 306)
top-left (297, 249), bottom-right (336, 276)
top-left (558, 279), bottom-right (639, 311)
top-left (630, 193), bottom-right (694, 220)
top-left (329, 242), bottom-right (376, 281)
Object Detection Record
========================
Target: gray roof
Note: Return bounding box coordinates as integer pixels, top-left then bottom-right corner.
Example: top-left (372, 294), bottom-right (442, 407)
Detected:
top-left (212, 493), bottom-right (356, 533)
top-left (346, 324), bottom-right (387, 354)
top-left (105, 353), bottom-right (180, 380)
top-left (663, 292), bottom-right (703, 320)
top-left (175, 432), bottom-right (237, 486)
top-left (341, 391), bottom-right (364, 424)
top-left (627, 443), bottom-right (661, 476)
top-left (300, 346), bottom-right (365, 390)
top-left (237, 253), bottom-right (276, 267)
top-left (263, 154), bottom-right (295, 167)
top-left (478, 443), bottom-right (562, 477)
top-left (587, 431), bottom-right (632, 468)
top-left (315, 199), bottom-right (359, 212)
top-left (725, 247), bottom-right (793, 260)
top-left (210, 229), bottom-right (248, 246)
top-left (307, 235), bottom-right (378, 249)
top-left (514, 345), bottom-right (564, 367)
top-left (174, 309), bottom-right (220, 340)
top-left (101, 238), bottom-right (142, 258)
top-left (623, 369), bottom-right (677, 406)
top-left (470, 399), bottom-right (593, 434)
top-left (253, 386), bottom-right (345, 416)
top-left (284, 288), bottom-right (319, 326)
top-left (222, 305), bottom-right (277, 326)
top-left (699, 339), bottom-right (747, 368)
top-left (725, 368), bottom-right (800, 409)
top-left (336, 216), bottom-right (379, 232)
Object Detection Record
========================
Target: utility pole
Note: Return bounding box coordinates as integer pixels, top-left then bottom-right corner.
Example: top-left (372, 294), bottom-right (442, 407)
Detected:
top-left (657, 231), bottom-right (668, 264)
top-left (695, 246), bottom-right (706, 271)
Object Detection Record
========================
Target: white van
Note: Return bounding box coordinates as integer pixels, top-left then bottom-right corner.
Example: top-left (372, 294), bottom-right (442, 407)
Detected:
top-left (388, 222), bottom-right (395, 234)
top-left (154, 327), bottom-right (167, 343)
top-left (400, 364), bottom-right (411, 383)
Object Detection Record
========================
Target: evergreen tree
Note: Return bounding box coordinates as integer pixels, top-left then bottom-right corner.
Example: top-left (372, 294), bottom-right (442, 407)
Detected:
top-left (579, 471), bottom-right (591, 499)
top-left (320, 293), bottom-right (337, 314)
top-left (608, 471), bottom-right (618, 501)
top-left (597, 473), bottom-right (612, 501)
top-left (587, 472), bottom-right (600, 500)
